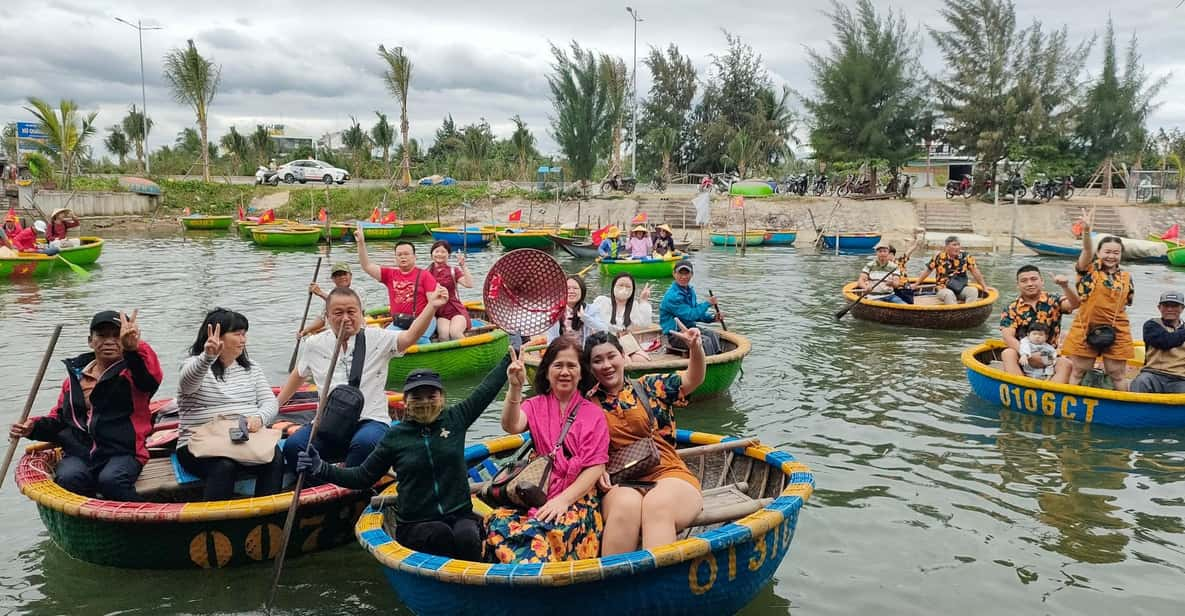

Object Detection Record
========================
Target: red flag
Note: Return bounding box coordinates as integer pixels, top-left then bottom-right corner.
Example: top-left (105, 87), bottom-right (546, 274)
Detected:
top-left (237, 205), bottom-right (246, 220)
top-left (591, 224), bottom-right (613, 246)
top-left (630, 212), bottom-right (648, 224)
top-left (369, 207), bottom-right (380, 223)
top-left (381, 210), bottom-right (398, 224)
top-left (317, 208), bottom-right (327, 222)
top-left (508, 209), bottom-right (522, 223)
top-left (259, 208), bottom-right (276, 224)
top-left (1163, 224), bottom-right (1180, 241)
top-left (730, 196), bottom-right (745, 209)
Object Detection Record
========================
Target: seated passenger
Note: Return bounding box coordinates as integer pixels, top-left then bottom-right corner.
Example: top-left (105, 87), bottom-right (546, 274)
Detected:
top-left (1130, 291), bottom-right (1185, 393)
top-left (857, 243), bottom-right (907, 304)
top-left (583, 327), bottom-right (706, 554)
top-left (1018, 323), bottom-right (1058, 380)
top-left (912, 236), bottom-right (990, 305)
top-left (652, 224), bottom-right (676, 257)
top-left (10, 310), bottom-right (161, 501)
top-left (278, 286), bottom-right (446, 471)
top-left (426, 240), bottom-right (474, 341)
top-left (626, 225), bottom-right (653, 258)
top-left (297, 349), bottom-right (513, 561)
top-left (591, 273), bottom-right (654, 361)
top-left (658, 261), bottom-right (722, 354)
top-left (546, 275), bottom-right (606, 345)
top-left (999, 265), bottom-right (1078, 381)
top-left (357, 232), bottom-right (439, 345)
top-left (176, 309), bottom-right (284, 501)
top-left (486, 338), bottom-right (608, 563)
top-left (597, 226), bottom-right (623, 258)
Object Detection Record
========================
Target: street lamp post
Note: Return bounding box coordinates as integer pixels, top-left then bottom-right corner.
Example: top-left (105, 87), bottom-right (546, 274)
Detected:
top-left (115, 17), bottom-right (161, 175)
top-left (626, 6), bottom-right (643, 178)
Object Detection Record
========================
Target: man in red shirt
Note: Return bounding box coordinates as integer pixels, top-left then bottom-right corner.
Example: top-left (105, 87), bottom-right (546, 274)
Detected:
top-left (356, 227), bottom-right (438, 344)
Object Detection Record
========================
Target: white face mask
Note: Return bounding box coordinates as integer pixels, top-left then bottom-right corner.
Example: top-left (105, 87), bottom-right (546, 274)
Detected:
top-left (613, 286), bottom-right (632, 301)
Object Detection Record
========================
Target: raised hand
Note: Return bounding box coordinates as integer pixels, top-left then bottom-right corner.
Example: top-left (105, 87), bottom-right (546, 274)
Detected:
top-left (670, 319), bottom-right (702, 348)
top-left (1078, 207), bottom-right (1095, 233)
top-left (429, 285), bottom-right (449, 308)
top-left (640, 282), bottom-right (653, 302)
top-left (203, 323), bottom-right (224, 357)
top-left (119, 310), bottom-right (141, 352)
top-left (1053, 274), bottom-right (1069, 286)
top-left (456, 252), bottom-right (466, 269)
top-left (353, 223), bottom-right (365, 244)
top-left (506, 346), bottom-right (525, 387)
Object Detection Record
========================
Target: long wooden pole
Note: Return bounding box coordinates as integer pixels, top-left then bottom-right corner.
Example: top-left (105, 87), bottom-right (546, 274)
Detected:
top-left (288, 258), bottom-right (324, 371)
top-left (266, 325), bottom-right (350, 610)
top-left (0, 324), bottom-right (63, 489)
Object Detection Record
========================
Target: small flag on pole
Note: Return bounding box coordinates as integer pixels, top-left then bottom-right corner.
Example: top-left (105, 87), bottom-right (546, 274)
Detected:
top-left (369, 207), bottom-right (381, 223)
top-left (317, 208), bottom-right (327, 222)
top-left (237, 205), bottom-right (246, 220)
top-left (381, 210), bottom-right (398, 224)
top-left (1163, 223), bottom-right (1180, 241)
top-left (508, 209), bottom-right (522, 223)
top-left (730, 196), bottom-right (745, 209)
top-left (259, 209), bottom-right (276, 224)
top-left (630, 212), bottom-right (648, 224)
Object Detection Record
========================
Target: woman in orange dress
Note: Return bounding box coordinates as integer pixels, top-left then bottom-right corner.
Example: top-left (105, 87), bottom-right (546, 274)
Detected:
top-left (583, 322), bottom-right (706, 555)
top-left (1061, 209), bottom-right (1135, 390)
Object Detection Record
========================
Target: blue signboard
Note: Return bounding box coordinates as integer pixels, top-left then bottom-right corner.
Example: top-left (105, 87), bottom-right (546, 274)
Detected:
top-left (16, 122), bottom-right (47, 140)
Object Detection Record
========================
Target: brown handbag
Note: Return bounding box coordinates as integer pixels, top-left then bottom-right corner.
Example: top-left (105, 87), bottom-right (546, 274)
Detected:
top-left (606, 379), bottom-right (661, 484)
top-left (482, 397), bottom-right (581, 509)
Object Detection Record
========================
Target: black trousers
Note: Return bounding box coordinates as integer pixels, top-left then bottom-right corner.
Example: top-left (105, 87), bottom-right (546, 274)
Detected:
top-left (56, 454), bottom-right (142, 501)
top-left (176, 445), bottom-right (285, 501)
top-left (394, 511), bottom-right (485, 561)
top-left (667, 327), bottom-right (722, 355)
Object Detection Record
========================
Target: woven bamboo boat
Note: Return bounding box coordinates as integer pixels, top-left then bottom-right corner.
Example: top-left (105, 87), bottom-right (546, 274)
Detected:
top-left (180, 215), bottom-right (234, 230)
top-left (52, 236), bottom-right (104, 265)
top-left (1146, 234), bottom-right (1183, 249)
top-left (820, 232), bottom-right (880, 250)
top-left (316, 222), bottom-right (353, 241)
top-left (251, 227), bottom-right (322, 247)
top-left (523, 329), bottom-right (750, 400)
top-left (840, 280), bottom-right (998, 329)
top-left (353, 222), bottom-right (404, 241)
top-left (235, 220), bottom-right (293, 239)
top-left (431, 227), bottom-right (494, 248)
top-left (357, 430), bottom-right (813, 616)
top-left (764, 229), bottom-right (798, 245)
top-left (709, 230), bottom-right (766, 247)
top-left (495, 230), bottom-right (554, 250)
top-left (399, 221), bottom-right (440, 237)
top-left (548, 234), bottom-right (599, 258)
top-left (364, 305), bottom-right (509, 387)
top-left (598, 253), bottom-right (689, 279)
top-left (963, 339), bottom-right (1185, 428)
top-left (1168, 246), bottom-right (1185, 266)
top-left (0, 253), bottom-right (58, 278)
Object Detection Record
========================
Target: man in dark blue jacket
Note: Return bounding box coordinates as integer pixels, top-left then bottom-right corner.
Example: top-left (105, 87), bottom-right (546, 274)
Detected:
top-left (659, 261), bottom-right (722, 354)
top-left (1131, 291), bottom-right (1185, 393)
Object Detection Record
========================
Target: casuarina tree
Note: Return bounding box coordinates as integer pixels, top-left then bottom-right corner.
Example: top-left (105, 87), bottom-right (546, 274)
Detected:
top-left (547, 41), bottom-right (612, 182)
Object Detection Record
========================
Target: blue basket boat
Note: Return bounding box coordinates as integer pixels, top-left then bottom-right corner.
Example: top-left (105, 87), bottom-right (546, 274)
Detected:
top-left (356, 430), bottom-right (814, 616)
top-left (820, 232), bottom-right (880, 250)
top-left (431, 226), bottom-right (494, 248)
top-left (963, 340), bottom-right (1185, 428)
top-left (764, 229), bottom-right (798, 245)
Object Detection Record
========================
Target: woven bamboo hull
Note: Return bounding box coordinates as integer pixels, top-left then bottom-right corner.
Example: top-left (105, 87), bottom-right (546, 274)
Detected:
top-left (387, 330), bottom-right (510, 387)
top-left (235, 220), bottom-right (292, 239)
top-left (400, 221), bottom-right (439, 237)
top-left (431, 228), bottom-right (494, 248)
top-left (16, 447), bottom-right (383, 569)
top-left (0, 256), bottom-right (56, 278)
top-left (598, 255), bottom-right (687, 279)
top-left (358, 430), bottom-right (812, 616)
top-left (841, 281), bottom-right (997, 329)
top-left (358, 224), bottom-right (404, 240)
top-left (251, 228), bottom-right (322, 246)
top-left (710, 232), bottom-right (766, 246)
top-left (54, 237), bottom-right (104, 265)
top-left (821, 233), bottom-right (880, 250)
top-left (181, 215), bottom-right (234, 230)
top-left (1168, 246), bottom-right (1185, 266)
top-left (963, 340), bottom-right (1185, 428)
top-left (764, 230), bottom-right (798, 245)
top-left (496, 232), bottom-right (554, 250)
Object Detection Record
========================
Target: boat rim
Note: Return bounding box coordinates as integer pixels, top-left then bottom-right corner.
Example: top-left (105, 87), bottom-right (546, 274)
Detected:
top-left (523, 329), bottom-right (750, 371)
top-left (841, 280), bottom-right (999, 312)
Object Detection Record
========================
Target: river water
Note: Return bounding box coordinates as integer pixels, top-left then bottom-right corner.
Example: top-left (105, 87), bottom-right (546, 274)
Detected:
top-left (1, 232), bottom-right (1183, 615)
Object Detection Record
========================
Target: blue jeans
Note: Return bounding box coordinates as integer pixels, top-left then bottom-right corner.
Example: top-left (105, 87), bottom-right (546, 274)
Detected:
top-left (56, 454), bottom-right (142, 501)
top-left (881, 293), bottom-right (908, 304)
top-left (282, 419), bottom-right (389, 471)
top-left (387, 318), bottom-right (436, 345)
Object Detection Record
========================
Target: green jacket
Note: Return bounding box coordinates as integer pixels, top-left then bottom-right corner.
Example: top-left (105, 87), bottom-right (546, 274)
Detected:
top-left (315, 354), bottom-right (510, 523)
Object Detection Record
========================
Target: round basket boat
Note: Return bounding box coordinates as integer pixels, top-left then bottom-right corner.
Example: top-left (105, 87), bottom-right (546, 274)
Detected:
top-left (598, 253), bottom-right (689, 279)
top-left (729, 180), bottom-right (775, 197)
top-left (317, 222), bottom-right (353, 241)
top-left (431, 227), bottom-right (494, 248)
top-left (0, 253), bottom-right (58, 278)
top-left (53, 236), bottom-right (104, 266)
top-left (251, 227), bottom-right (322, 247)
top-left (1168, 245), bottom-right (1185, 266)
top-left (235, 220), bottom-right (293, 239)
top-left (496, 230), bottom-right (554, 250)
top-left (963, 339), bottom-right (1185, 428)
top-left (709, 230), bottom-right (766, 247)
top-left (356, 430), bottom-right (813, 616)
top-left (523, 329), bottom-right (751, 400)
top-left (353, 222), bottom-right (404, 241)
top-left (764, 229), bottom-right (798, 246)
top-left (840, 280), bottom-right (998, 329)
top-left (180, 215), bottom-right (234, 230)
top-left (820, 233), bottom-right (880, 250)
top-left (364, 305), bottom-right (509, 387)
top-left (399, 221), bottom-right (440, 237)
top-left (16, 444), bottom-right (390, 569)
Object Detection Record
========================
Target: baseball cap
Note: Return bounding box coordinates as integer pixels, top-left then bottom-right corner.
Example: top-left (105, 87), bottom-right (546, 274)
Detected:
top-left (331, 262), bottom-right (351, 275)
top-left (89, 310), bottom-right (121, 332)
top-left (874, 242), bottom-right (892, 251)
top-left (1158, 291), bottom-right (1184, 305)
top-left (403, 369), bottom-right (444, 393)
top-left (674, 261), bottom-right (693, 274)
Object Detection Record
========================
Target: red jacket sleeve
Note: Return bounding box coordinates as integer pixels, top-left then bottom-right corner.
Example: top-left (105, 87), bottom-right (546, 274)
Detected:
top-left (123, 341), bottom-right (162, 395)
top-left (28, 378), bottom-right (69, 442)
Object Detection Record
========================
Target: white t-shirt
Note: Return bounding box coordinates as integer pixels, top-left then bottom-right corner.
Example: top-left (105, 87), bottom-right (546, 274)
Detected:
top-left (296, 327), bottom-right (404, 424)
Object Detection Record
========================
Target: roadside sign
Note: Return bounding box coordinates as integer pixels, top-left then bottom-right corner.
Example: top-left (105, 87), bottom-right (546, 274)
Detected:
top-left (16, 121), bottom-right (48, 153)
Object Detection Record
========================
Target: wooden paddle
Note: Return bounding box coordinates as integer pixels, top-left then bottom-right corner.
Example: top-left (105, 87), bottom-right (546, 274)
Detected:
top-left (575, 261), bottom-right (597, 278)
top-left (288, 257), bottom-right (324, 371)
top-left (0, 324), bottom-right (63, 489)
top-left (266, 325), bottom-right (350, 611)
top-left (55, 255), bottom-right (90, 279)
top-left (835, 267), bottom-right (899, 320)
top-left (708, 289), bottom-right (728, 332)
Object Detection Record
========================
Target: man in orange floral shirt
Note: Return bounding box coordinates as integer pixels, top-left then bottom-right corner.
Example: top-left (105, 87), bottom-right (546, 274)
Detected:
top-left (999, 265), bottom-right (1079, 381)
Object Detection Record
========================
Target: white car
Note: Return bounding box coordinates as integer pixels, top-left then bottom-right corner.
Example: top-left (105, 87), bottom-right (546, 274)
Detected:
top-left (275, 159), bottom-right (350, 185)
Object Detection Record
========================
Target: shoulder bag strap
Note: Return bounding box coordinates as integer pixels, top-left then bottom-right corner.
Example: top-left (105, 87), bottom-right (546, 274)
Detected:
top-left (348, 331), bottom-right (366, 388)
top-left (627, 378), bottom-right (655, 434)
top-left (546, 396), bottom-right (582, 458)
top-left (411, 267), bottom-right (420, 315)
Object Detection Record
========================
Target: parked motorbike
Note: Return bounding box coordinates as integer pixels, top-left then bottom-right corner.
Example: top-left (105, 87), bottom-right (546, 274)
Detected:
top-left (1056, 175), bottom-right (1074, 200)
top-left (780, 174), bottom-right (808, 196)
top-left (712, 171), bottom-right (739, 195)
top-left (600, 173), bottom-right (637, 194)
top-left (255, 166), bottom-right (280, 186)
top-left (1002, 170), bottom-right (1026, 199)
top-left (945, 175), bottom-right (973, 199)
top-left (812, 174), bottom-right (829, 196)
top-left (649, 174), bottom-right (667, 193)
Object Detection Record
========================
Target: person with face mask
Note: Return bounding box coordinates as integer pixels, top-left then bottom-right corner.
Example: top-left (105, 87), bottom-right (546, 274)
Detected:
top-left (277, 285), bottom-right (447, 472)
top-left (9, 310), bottom-right (162, 501)
top-left (591, 273), bottom-right (654, 361)
top-left (297, 340), bottom-right (517, 561)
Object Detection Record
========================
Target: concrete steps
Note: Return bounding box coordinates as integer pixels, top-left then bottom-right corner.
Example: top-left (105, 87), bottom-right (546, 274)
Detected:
top-left (917, 203), bottom-right (974, 233)
top-left (1061, 205), bottom-right (1126, 236)
top-left (651, 198), bottom-right (702, 229)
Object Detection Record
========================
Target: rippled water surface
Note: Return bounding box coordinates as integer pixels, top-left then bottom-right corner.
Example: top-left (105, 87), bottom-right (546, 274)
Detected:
top-left (1, 232), bottom-right (1183, 615)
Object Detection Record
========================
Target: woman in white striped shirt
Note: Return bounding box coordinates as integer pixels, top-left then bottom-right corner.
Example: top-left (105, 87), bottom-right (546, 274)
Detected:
top-left (176, 309), bottom-right (284, 500)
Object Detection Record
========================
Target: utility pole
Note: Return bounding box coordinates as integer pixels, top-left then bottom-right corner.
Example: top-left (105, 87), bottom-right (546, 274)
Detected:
top-left (115, 17), bottom-right (162, 175)
top-left (626, 6), bottom-right (643, 178)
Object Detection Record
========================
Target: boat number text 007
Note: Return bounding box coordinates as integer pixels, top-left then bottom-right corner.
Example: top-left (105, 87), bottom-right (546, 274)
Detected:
top-left (999, 384), bottom-right (1100, 422)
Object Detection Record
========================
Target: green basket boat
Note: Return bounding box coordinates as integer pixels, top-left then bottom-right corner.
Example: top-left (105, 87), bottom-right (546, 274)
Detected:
top-left (598, 253), bottom-right (689, 279)
top-left (365, 305), bottom-right (509, 387)
top-left (0, 254), bottom-right (58, 278)
top-left (709, 230), bottom-right (767, 247)
top-left (496, 230), bottom-right (554, 250)
top-left (180, 215), bottom-right (234, 230)
top-left (316, 222), bottom-right (353, 241)
top-left (399, 221), bottom-right (440, 237)
top-left (1169, 245), bottom-right (1185, 266)
top-left (353, 222), bottom-right (404, 241)
top-left (235, 220), bottom-right (294, 239)
top-left (524, 329), bottom-right (750, 400)
top-left (251, 227), bottom-right (322, 247)
top-left (53, 236), bottom-right (104, 265)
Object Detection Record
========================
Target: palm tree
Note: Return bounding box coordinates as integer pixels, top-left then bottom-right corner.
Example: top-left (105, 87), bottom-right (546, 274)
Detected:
top-left (450, 122), bottom-right (492, 180)
top-left (600, 54), bottom-right (629, 177)
top-left (342, 116), bottom-right (371, 179)
top-left (162, 39), bottom-right (221, 182)
top-left (371, 111), bottom-right (395, 176)
top-left (377, 44), bottom-right (413, 187)
top-left (748, 87), bottom-right (797, 169)
top-left (250, 125), bottom-right (272, 165)
top-left (220, 126), bottom-right (250, 175)
top-left (121, 105), bottom-right (152, 172)
top-left (725, 128), bottom-right (761, 178)
top-left (548, 42), bottom-right (611, 181)
top-left (23, 97), bottom-right (97, 189)
top-left (509, 115), bottom-right (534, 181)
top-left (104, 126), bottom-right (130, 168)
top-left (647, 126), bottom-right (677, 183)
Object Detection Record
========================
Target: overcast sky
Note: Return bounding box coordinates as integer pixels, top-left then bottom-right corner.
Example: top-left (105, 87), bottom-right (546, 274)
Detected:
top-left (2, 0), bottom-right (1183, 161)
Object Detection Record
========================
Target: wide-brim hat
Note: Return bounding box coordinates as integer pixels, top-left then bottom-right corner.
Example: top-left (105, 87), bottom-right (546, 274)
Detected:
top-left (50, 208), bottom-right (72, 219)
top-left (632, 225), bottom-right (648, 233)
top-left (657, 224), bottom-right (672, 233)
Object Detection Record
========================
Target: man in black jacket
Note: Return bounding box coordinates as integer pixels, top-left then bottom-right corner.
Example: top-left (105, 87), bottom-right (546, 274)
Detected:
top-left (1131, 291), bottom-right (1185, 394)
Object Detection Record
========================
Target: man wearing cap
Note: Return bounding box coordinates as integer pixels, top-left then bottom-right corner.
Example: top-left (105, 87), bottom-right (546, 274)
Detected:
top-left (912, 235), bottom-right (991, 305)
top-left (598, 226), bottom-right (623, 258)
top-left (10, 310), bottom-right (162, 500)
top-left (278, 285), bottom-right (449, 471)
top-left (1130, 291), bottom-right (1185, 393)
top-left (857, 242), bottom-right (909, 304)
top-left (298, 262), bottom-right (365, 339)
top-left (626, 225), bottom-right (653, 258)
top-left (659, 260), bottom-right (722, 354)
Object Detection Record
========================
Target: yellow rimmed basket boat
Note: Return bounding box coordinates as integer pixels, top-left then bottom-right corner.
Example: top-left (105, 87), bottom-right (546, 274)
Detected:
top-left (180, 215), bottom-right (234, 230)
top-left (598, 253), bottom-right (689, 279)
top-left (356, 431), bottom-right (813, 616)
top-left (840, 280), bottom-right (998, 330)
top-left (53, 236), bottom-right (104, 266)
top-left (963, 339), bottom-right (1185, 428)
top-left (365, 302), bottom-right (509, 387)
top-left (250, 226), bottom-right (323, 247)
